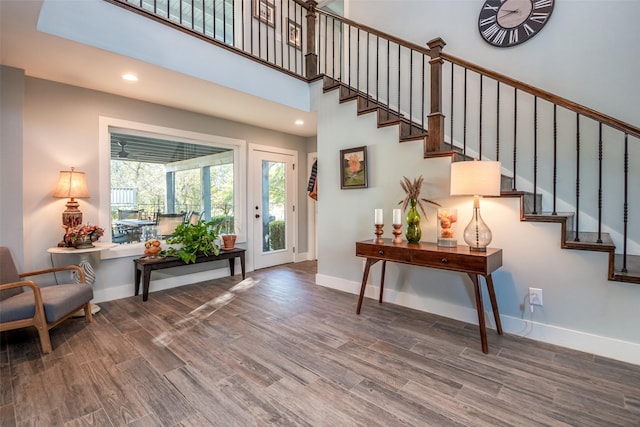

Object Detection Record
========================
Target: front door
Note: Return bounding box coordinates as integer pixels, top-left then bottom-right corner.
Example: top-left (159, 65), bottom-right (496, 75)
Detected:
top-left (251, 148), bottom-right (295, 269)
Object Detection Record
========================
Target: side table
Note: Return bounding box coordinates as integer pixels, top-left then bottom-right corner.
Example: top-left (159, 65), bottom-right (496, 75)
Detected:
top-left (356, 239), bottom-right (503, 354)
top-left (47, 242), bottom-right (115, 314)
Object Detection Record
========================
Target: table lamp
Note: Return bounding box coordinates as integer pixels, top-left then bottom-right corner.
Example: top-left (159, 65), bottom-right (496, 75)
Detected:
top-left (450, 159), bottom-right (501, 252)
top-left (53, 167), bottom-right (90, 228)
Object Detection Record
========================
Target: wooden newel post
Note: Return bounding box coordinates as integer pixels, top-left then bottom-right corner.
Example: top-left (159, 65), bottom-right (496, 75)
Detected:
top-left (426, 37), bottom-right (446, 154)
top-left (305, 0), bottom-right (318, 79)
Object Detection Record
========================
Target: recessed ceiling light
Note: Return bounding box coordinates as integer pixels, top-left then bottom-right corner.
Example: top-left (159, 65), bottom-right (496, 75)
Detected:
top-left (122, 73), bottom-right (138, 81)
top-left (295, 120), bottom-right (304, 126)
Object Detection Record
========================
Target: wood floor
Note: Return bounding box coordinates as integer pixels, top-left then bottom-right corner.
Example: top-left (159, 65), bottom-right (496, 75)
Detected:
top-left (1, 261), bottom-right (639, 426)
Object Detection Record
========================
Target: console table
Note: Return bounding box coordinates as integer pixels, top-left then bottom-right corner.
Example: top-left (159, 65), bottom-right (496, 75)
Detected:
top-left (134, 248), bottom-right (246, 301)
top-left (355, 239), bottom-right (503, 354)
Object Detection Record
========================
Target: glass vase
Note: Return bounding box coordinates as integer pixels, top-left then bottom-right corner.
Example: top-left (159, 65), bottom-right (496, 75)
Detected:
top-left (437, 208), bottom-right (458, 247)
top-left (405, 198), bottom-right (421, 243)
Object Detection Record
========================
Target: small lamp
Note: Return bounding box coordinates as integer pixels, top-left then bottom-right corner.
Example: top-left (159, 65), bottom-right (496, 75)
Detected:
top-left (53, 167), bottom-right (90, 228)
top-left (450, 159), bottom-right (501, 252)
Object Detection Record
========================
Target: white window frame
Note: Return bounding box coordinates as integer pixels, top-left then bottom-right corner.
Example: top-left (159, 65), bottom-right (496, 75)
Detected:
top-left (98, 117), bottom-right (246, 259)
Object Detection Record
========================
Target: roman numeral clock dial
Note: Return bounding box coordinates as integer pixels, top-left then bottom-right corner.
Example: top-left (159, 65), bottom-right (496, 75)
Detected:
top-left (479, 0), bottom-right (554, 47)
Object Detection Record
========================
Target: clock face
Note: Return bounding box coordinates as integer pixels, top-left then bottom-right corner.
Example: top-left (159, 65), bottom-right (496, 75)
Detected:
top-left (478, 0), bottom-right (555, 47)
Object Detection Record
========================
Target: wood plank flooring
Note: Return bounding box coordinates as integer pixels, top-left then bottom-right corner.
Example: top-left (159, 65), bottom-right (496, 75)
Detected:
top-left (2, 261), bottom-right (640, 426)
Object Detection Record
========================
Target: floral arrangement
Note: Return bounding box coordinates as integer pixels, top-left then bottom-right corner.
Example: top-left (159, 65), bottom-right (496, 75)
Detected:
top-left (61, 224), bottom-right (104, 248)
top-left (398, 175), bottom-right (440, 219)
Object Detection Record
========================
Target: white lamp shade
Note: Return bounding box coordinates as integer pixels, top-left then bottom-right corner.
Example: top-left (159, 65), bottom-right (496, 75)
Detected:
top-left (53, 168), bottom-right (90, 199)
top-left (450, 160), bottom-right (501, 196)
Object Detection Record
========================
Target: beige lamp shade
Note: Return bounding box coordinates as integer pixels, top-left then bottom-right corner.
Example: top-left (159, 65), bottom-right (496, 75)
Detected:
top-left (450, 160), bottom-right (501, 196)
top-left (53, 168), bottom-right (90, 199)
top-left (53, 167), bottom-right (90, 229)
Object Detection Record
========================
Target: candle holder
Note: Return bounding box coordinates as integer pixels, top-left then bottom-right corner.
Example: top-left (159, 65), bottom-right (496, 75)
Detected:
top-left (374, 224), bottom-right (384, 243)
top-left (392, 224), bottom-right (402, 244)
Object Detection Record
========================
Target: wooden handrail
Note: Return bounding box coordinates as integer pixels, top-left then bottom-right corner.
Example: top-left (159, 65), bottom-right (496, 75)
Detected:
top-left (317, 9), bottom-right (431, 57)
top-left (440, 52), bottom-right (640, 139)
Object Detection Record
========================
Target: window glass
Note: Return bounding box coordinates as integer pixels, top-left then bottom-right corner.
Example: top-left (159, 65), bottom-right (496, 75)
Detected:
top-left (110, 133), bottom-right (234, 245)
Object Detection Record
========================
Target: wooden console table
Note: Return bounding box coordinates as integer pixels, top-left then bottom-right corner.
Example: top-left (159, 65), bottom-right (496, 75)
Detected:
top-left (134, 248), bottom-right (246, 301)
top-left (355, 239), bottom-right (503, 354)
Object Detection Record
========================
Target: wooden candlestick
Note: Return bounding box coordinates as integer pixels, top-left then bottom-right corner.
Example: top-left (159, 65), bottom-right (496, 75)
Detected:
top-left (374, 224), bottom-right (384, 243)
top-left (392, 224), bottom-right (402, 244)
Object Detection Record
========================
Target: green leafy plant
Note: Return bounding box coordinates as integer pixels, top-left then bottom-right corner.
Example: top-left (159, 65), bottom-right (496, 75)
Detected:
top-left (164, 219), bottom-right (219, 264)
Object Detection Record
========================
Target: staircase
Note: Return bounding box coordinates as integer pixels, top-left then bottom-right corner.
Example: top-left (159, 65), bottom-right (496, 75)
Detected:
top-left (107, 0), bottom-right (640, 284)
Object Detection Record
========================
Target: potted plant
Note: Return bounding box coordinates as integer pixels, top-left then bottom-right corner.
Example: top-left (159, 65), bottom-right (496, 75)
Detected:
top-left (220, 215), bottom-right (236, 250)
top-left (164, 219), bottom-right (219, 263)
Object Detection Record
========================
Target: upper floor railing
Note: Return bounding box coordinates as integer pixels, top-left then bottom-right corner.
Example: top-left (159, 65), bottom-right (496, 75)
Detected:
top-left (107, 0), bottom-right (639, 276)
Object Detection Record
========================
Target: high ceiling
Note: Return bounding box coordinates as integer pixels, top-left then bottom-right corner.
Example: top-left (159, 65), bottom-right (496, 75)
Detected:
top-left (0, 0), bottom-right (318, 137)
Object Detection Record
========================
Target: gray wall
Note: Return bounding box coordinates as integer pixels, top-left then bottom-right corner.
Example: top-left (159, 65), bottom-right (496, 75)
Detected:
top-left (0, 68), bottom-right (312, 300)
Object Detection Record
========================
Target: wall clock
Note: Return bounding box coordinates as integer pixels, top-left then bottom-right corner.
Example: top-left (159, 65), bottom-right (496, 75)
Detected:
top-left (478, 0), bottom-right (555, 48)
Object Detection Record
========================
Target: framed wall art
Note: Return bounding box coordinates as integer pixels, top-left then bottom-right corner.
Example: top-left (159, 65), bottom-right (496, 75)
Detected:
top-left (340, 146), bottom-right (368, 189)
top-left (287, 19), bottom-right (302, 49)
top-left (253, 0), bottom-right (275, 27)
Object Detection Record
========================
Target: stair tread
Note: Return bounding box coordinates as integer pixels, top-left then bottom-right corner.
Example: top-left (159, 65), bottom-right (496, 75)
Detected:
top-left (564, 231), bottom-right (615, 249)
top-left (613, 254), bottom-right (640, 284)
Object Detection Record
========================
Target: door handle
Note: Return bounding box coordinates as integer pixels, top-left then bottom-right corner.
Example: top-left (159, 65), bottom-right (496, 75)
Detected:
top-left (255, 214), bottom-right (260, 218)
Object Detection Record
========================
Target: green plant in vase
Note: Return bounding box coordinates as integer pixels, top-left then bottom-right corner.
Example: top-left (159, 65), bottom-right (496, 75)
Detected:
top-left (399, 176), bottom-right (440, 243)
top-left (164, 219), bottom-right (219, 263)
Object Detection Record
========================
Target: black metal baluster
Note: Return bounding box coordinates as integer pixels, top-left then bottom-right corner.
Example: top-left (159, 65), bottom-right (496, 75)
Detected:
top-left (241, 0), bottom-right (245, 51)
top-left (397, 44), bottom-right (401, 123)
top-left (450, 63), bottom-right (454, 146)
top-left (479, 74), bottom-right (483, 159)
top-left (552, 104), bottom-right (557, 215)
top-left (532, 96), bottom-right (538, 214)
top-left (356, 28), bottom-right (360, 94)
top-left (597, 123), bottom-right (603, 243)
top-left (386, 39), bottom-right (390, 117)
top-left (287, 1), bottom-right (292, 71)
top-left (574, 113), bottom-right (581, 242)
top-left (323, 15), bottom-right (327, 75)
top-left (409, 49), bottom-right (417, 135)
top-left (213, 0), bottom-right (217, 41)
top-left (375, 36), bottom-right (379, 103)
top-left (365, 32), bottom-right (369, 107)
top-left (622, 133), bottom-right (629, 272)
top-left (421, 53), bottom-right (425, 131)
top-left (496, 81), bottom-right (500, 162)
top-left (512, 88), bottom-right (517, 191)
top-left (347, 25), bottom-right (351, 88)
top-left (338, 20), bottom-right (343, 82)
top-left (463, 68), bottom-right (467, 156)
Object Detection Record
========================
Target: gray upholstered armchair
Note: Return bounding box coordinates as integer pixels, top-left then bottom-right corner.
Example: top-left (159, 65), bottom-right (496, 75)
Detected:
top-left (0, 247), bottom-right (93, 353)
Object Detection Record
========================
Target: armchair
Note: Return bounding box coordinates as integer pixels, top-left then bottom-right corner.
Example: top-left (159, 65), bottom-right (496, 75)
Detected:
top-left (0, 247), bottom-right (93, 354)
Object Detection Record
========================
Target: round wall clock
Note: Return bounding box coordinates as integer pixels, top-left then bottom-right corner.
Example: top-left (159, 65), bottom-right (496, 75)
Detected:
top-left (478, 0), bottom-right (555, 48)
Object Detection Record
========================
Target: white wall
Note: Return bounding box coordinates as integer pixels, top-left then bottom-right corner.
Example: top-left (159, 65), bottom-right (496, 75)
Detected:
top-left (312, 77), bottom-right (640, 365)
top-left (346, 0), bottom-right (640, 127)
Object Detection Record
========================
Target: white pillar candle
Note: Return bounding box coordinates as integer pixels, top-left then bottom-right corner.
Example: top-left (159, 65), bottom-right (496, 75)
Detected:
top-left (393, 208), bottom-right (401, 225)
top-left (374, 209), bottom-right (383, 225)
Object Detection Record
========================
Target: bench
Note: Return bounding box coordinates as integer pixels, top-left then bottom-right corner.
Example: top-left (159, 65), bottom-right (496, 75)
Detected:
top-left (133, 248), bottom-right (246, 301)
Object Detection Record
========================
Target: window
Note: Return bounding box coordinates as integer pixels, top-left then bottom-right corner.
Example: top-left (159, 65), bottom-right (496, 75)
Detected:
top-left (100, 118), bottom-right (246, 258)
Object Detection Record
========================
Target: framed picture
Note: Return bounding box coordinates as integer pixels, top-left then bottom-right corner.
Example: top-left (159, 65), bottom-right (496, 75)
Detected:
top-left (287, 19), bottom-right (302, 49)
top-left (340, 146), bottom-right (368, 189)
top-left (253, 0), bottom-right (275, 27)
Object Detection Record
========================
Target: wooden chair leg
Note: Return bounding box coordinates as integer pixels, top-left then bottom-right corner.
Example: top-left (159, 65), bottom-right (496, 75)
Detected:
top-left (84, 303), bottom-right (93, 323)
top-left (32, 305), bottom-right (52, 354)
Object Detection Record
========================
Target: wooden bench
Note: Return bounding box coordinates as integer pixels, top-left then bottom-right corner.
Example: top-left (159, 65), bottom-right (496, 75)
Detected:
top-left (133, 248), bottom-right (246, 301)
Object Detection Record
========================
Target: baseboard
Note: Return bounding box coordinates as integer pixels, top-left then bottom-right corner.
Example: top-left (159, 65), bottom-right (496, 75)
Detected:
top-left (93, 266), bottom-right (242, 303)
top-left (295, 251), bottom-right (311, 262)
top-left (315, 273), bottom-right (640, 366)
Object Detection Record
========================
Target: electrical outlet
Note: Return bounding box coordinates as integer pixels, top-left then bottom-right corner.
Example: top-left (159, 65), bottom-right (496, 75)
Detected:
top-left (529, 287), bottom-right (543, 306)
